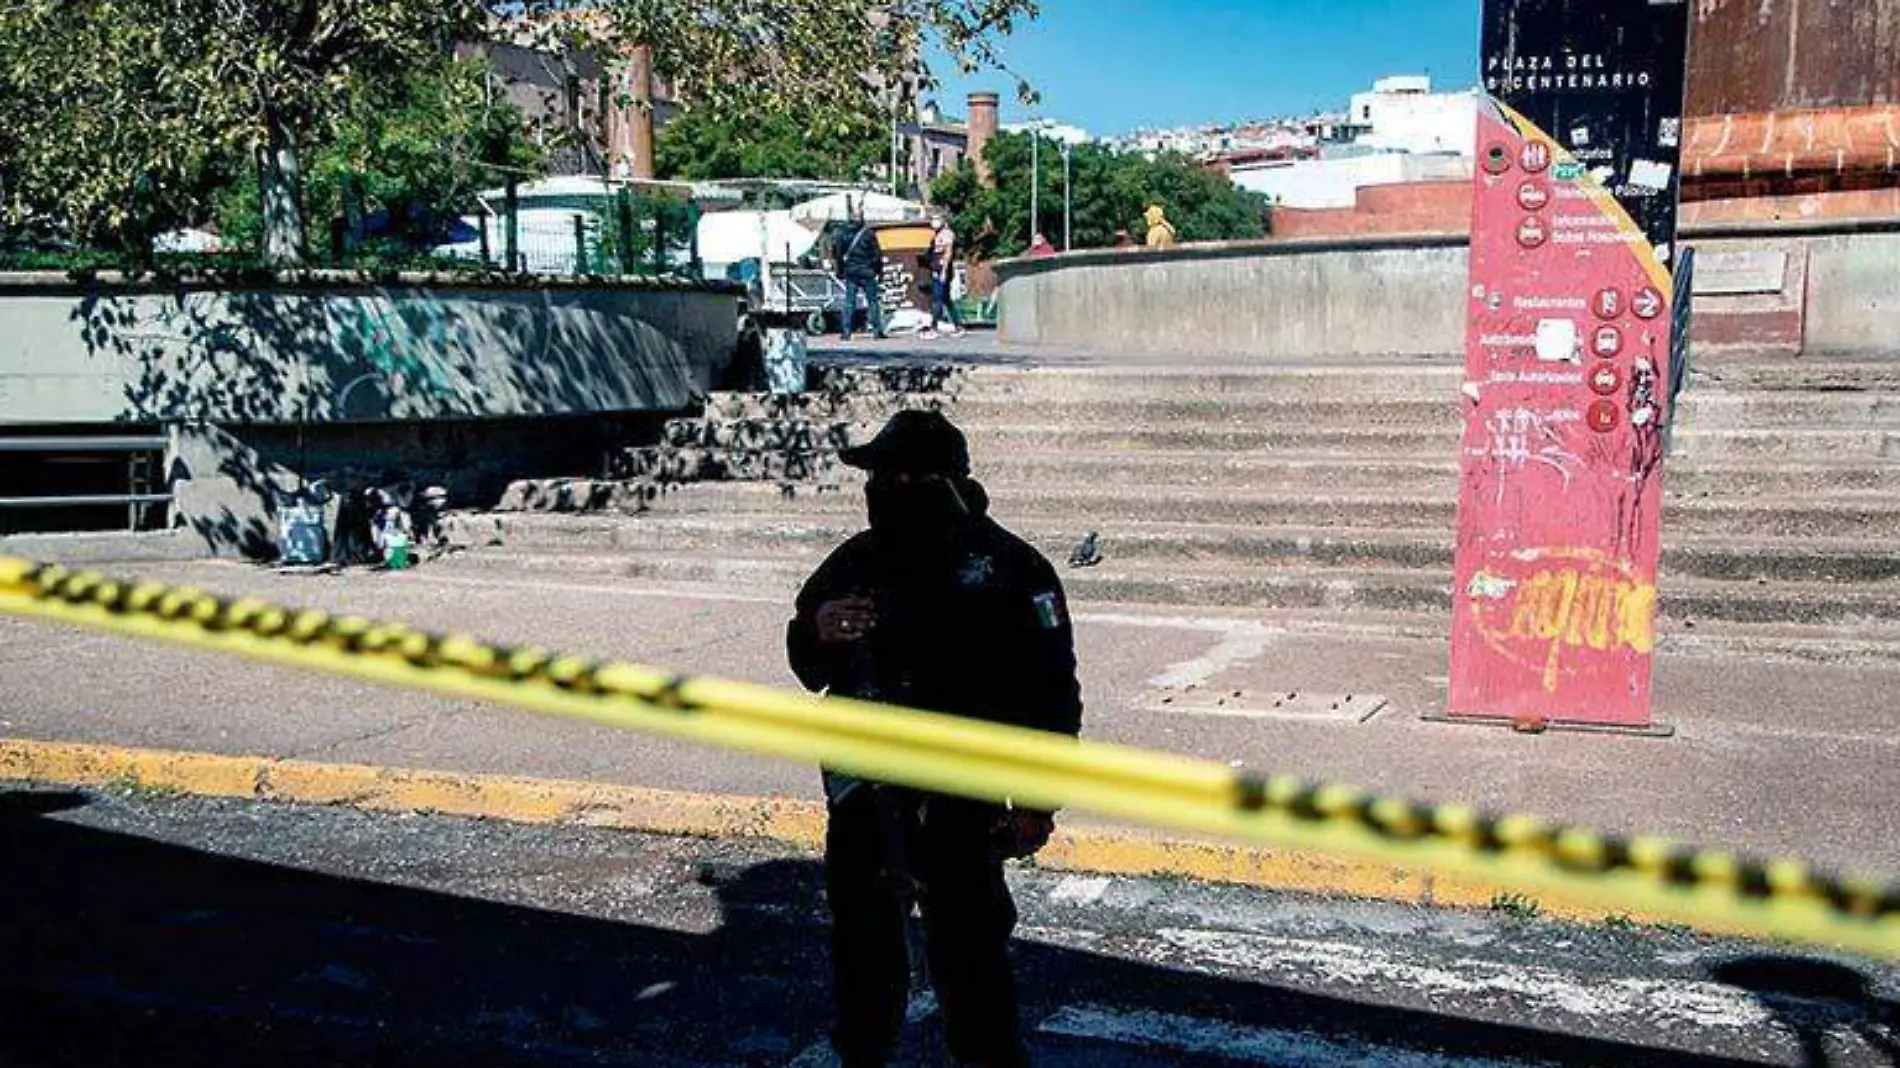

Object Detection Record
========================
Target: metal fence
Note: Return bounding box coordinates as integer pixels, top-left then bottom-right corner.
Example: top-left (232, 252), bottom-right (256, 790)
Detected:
top-left (430, 179), bottom-right (702, 278)
top-left (1, 175), bottom-right (704, 281)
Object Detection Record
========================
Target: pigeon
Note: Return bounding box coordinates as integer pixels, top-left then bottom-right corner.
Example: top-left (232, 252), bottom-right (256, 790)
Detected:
top-left (1068, 531), bottom-right (1102, 569)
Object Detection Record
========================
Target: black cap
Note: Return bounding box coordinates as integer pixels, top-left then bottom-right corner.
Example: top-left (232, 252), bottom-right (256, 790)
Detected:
top-left (840, 409), bottom-right (971, 476)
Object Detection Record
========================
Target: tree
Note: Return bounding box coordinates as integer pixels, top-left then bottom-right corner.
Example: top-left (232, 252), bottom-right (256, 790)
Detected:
top-left (1, 0), bottom-right (1038, 262)
top-left (0, 0), bottom-right (484, 263)
top-left (932, 133), bottom-right (1270, 260)
top-left (655, 107), bottom-right (887, 183)
top-left (211, 58), bottom-right (543, 255)
top-left (549, 0), bottom-right (1042, 133)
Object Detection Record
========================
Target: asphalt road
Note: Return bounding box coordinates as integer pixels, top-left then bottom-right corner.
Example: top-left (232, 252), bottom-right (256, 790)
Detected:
top-left (2, 785), bottom-right (1894, 1068)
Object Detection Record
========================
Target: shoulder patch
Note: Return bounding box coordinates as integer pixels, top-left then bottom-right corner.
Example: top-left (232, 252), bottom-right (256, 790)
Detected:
top-left (1031, 590), bottom-right (1067, 630)
top-left (958, 554), bottom-right (996, 588)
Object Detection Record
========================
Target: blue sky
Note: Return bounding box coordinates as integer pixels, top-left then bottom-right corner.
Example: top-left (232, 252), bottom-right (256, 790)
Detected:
top-left (930, 0), bottom-right (1482, 135)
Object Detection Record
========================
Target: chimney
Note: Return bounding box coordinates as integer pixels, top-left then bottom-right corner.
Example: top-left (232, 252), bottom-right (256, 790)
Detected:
top-left (967, 91), bottom-right (1000, 187)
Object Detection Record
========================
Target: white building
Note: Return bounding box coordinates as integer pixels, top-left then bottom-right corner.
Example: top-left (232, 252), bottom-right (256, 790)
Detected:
top-left (1345, 75), bottom-right (1478, 156)
top-left (1229, 147), bottom-right (1472, 210)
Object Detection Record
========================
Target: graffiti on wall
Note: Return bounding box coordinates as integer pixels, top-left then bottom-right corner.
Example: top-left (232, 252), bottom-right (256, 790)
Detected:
top-left (1464, 546), bottom-right (1657, 695)
top-left (331, 293), bottom-right (469, 415)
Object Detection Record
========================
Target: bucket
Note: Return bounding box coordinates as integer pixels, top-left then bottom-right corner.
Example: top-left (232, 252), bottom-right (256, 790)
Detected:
top-left (763, 327), bottom-right (807, 395)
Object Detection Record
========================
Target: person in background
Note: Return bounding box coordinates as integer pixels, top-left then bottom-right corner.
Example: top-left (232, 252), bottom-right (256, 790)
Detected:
top-left (922, 213), bottom-right (964, 339)
top-left (1026, 232), bottom-right (1057, 258)
top-left (787, 410), bottom-right (1084, 1068)
top-left (1143, 204), bottom-right (1178, 249)
top-left (833, 205), bottom-right (888, 341)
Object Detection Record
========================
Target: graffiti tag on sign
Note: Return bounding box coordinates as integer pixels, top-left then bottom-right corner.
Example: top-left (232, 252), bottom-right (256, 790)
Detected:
top-left (1465, 547), bottom-right (1657, 694)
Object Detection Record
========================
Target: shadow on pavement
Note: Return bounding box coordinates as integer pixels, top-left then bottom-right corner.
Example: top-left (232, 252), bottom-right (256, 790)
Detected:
top-left (0, 789), bottom-right (1887, 1068)
top-left (1711, 956), bottom-right (1898, 1067)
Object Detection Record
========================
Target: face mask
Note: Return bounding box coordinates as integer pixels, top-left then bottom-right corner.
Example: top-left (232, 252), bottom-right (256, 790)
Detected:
top-left (866, 474), bottom-right (968, 540)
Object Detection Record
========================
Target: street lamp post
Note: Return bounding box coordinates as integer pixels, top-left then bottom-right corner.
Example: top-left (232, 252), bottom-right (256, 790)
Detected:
top-left (1061, 140), bottom-right (1072, 250)
top-left (889, 83), bottom-right (901, 197)
top-left (1029, 125), bottom-right (1040, 251)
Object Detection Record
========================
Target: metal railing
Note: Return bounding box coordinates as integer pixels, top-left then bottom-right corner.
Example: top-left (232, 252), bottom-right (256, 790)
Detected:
top-left (0, 433), bottom-right (172, 533)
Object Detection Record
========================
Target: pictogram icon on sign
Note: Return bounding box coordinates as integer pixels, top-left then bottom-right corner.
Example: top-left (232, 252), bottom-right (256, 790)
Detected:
top-left (1517, 216), bottom-right (1549, 248)
top-left (1520, 141), bottom-right (1553, 173)
top-left (1517, 181), bottom-right (1551, 211)
top-left (1484, 143), bottom-right (1513, 175)
top-left (1590, 364), bottom-right (1624, 396)
top-left (1588, 400), bottom-right (1621, 432)
top-left (1632, 286), bottom-right (1664, 320)
top-left (1593, 288), bottom-right (1623, 319)
top-left (1593, 324), bottom-right (1624, 358)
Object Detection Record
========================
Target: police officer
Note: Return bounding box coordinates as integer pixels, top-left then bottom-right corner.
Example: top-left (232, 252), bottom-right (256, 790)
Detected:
top-left (787, 409), bottom-right (1084, 1068)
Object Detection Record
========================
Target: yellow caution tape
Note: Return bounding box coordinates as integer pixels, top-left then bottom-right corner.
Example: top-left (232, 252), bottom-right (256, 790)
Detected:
top-left (1, 555), bottom-right (1895, 961)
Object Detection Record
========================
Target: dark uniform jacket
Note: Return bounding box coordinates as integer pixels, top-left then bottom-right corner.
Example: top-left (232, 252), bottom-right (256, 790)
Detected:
top-left (831, 223), bottom-right (885, 282)
top-left (787, 496), bottom-right (1083, 741)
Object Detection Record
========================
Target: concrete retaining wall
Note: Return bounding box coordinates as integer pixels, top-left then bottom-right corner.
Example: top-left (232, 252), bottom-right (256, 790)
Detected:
top-left (998, 236), bottom-right (1471, 359)
top-left (996, 226), bottom-right (1900, 359)
top-left (0, 273), bottom-right (740, 425)
top-left (1804, 233), bottom-right (1900, 355)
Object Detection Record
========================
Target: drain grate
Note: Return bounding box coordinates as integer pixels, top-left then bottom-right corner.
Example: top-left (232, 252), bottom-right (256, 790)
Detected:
top-left (1154, 690), bottom-right (1389, 723)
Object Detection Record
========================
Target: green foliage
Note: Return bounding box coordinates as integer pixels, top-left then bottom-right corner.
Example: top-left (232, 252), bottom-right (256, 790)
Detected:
top-left (656, 108), bottom-right (887, 182)
top-left (1489, 892), bottom-right (1544, 920)
top-left (0, 0), bottom-right (488, 255)
top-left (530, 0), bottom-right (1042, 131)
top-left (931, 133), bottom-right (1271, 260)
top-left (593, 194), bottom-right (701, 276)
top-left (210, 58), bottom-right (543, 253)
top-left (1, 0), bottom-right (1039, 259)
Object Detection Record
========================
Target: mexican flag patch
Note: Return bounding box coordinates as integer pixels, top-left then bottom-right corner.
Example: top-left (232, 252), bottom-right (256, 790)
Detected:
top-left (1032, 591), bottom-right (1065, 630)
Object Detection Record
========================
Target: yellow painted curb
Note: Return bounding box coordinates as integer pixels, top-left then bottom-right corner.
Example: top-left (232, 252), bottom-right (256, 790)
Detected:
top-left (0, 738), bottom-right (830, 848)
top-left (0, 738), bottom-right (1694, 932)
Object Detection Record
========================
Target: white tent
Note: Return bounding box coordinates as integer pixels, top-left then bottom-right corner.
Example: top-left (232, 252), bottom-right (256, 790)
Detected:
top-left (787, 190), bottom-right (925, 228)
top-left (152, 228), bottom-right (225, 253)
top-left (696, 209), bottom-right (819, 276)
top-left (474, 175), bottom-right (700, 208)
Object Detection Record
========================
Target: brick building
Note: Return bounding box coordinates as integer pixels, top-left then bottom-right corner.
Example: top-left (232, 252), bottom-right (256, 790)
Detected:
top-left (456, 40), bottom-right (678, 179)
top-left (1268, 0), bottom-right (1900, 239)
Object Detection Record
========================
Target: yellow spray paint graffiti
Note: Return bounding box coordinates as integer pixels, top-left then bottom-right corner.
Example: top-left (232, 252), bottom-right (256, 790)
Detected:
top-left (1468, 547), bottom-right (1656, 693)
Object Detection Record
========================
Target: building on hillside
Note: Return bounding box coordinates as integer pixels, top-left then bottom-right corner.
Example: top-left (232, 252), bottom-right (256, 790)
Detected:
top-left (1195, 77), bottom-right (1476, 216)
top-left (1343, 75), bottom-right (1479, 155)
top-left (893, 105), bottom-right (1094, 203)
top-left (1229, 145), bottom-right (1471, 210)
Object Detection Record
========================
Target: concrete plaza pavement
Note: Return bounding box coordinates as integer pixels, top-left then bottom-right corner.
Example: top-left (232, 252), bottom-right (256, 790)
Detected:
top-left (1, 554), bottom-right (1896, 880)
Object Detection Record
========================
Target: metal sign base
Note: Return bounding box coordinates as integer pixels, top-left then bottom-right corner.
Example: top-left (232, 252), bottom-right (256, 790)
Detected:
top-left (1421, 711), bottom-right (1677, 739)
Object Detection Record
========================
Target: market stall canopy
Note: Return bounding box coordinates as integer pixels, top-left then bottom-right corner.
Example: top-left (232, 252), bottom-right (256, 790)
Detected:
top-left (696, 209), bottom-right (821, 270)
top-left (475, 175), bottom-right (701, 209)
top-left (788, 191), bottom-right (926, 228)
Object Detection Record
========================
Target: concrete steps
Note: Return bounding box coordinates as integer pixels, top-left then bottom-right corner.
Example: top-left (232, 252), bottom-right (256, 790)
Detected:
top-left (806, 450), bottom-right (1897, 499)
top-left (641, 481), bottom-right (1900, 541)
top-left (472, 355), bottom-right (1900, 659)
top-left (434, 540), bottom-right (1900, 634)
top-left (942, 392), bottom-right (1900, 432)
top-left (449, 512), bottom-right (1900, 586)
top-left (955, 423), bottom-right (1900, 461)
